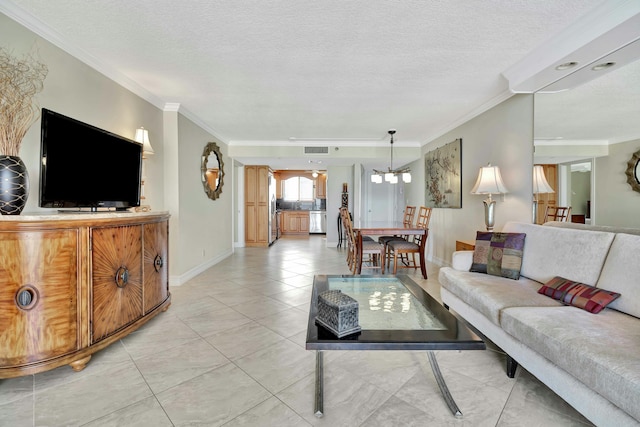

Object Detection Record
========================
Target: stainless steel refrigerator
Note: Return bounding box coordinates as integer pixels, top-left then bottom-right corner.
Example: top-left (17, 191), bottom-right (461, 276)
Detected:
top-left (268, 172), bottom-right (277, 244)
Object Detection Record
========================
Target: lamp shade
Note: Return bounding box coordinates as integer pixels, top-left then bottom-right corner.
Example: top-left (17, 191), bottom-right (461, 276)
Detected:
top-left (470, 164), bottom-right (508, 195)
top-left (134, 127), bottom-right (154, 155)
top-left (532, 165), bottom-right (554, 194)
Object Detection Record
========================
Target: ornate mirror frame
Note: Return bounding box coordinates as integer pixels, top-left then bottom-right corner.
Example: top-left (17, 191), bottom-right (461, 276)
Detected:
top-left (201, 142), bottom-right (225, 200)
top-left (626, 149), bottom-right (640, 194)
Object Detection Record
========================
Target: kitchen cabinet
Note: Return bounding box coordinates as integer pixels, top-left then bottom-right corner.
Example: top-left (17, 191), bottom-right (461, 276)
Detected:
top-left (0, 212), bottom-right (170, 378)
top-left (316, 174), bottom-right (327, 199)
top-left (245, 165), bottom-right (270, 247)
top-left (274, 171), bottom-right (283, 199)
top-left (282, 211), bottom-right (310, 234)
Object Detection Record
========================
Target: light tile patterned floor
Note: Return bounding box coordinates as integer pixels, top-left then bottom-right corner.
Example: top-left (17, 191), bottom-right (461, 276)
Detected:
top-left (0, 235), bottom-right (594, 426)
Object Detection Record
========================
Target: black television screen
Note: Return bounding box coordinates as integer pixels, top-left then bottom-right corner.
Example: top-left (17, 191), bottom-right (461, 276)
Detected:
top-left (39, 108), bottom-right (142, 210)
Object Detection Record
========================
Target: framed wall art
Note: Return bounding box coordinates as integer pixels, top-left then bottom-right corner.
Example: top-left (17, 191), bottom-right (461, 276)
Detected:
top-left (424, 138), bottom-right (462, 208)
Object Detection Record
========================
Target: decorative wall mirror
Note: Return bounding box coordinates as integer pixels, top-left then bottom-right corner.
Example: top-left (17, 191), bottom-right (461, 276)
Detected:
top-left (201, 142), bottom-right (225, 200)
top-left (626, 150), bottom-right (640, 194)
top-left (534, 54), bottom-right (640, 227)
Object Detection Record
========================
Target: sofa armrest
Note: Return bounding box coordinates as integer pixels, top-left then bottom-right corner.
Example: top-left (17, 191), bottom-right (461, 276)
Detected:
top-left (452, 250), bottom-right (473, 271)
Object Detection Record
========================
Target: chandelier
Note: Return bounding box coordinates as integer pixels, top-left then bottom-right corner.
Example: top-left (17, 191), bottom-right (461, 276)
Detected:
top-left (371, 130), bottom-right (411, 184)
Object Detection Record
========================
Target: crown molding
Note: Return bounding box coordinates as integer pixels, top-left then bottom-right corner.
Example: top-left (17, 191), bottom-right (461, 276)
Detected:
top-left (421, 88), bottom-right (515, 146)
top-left (163, 103), bottom-right (181, 112)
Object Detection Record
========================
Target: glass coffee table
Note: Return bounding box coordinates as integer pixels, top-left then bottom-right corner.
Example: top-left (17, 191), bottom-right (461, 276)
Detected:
top-left (306, 275), bottom-right (485, 418)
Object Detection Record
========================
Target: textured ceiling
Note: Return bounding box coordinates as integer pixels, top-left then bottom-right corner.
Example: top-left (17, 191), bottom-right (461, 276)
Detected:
top-left (4, 0), bottom-right (606, 151)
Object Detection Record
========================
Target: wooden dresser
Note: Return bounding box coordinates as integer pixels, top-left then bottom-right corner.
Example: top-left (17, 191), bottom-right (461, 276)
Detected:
top-left (0, 211), bottom-right (170, 378)
top-left (456, 239), bottom-right (476, 251)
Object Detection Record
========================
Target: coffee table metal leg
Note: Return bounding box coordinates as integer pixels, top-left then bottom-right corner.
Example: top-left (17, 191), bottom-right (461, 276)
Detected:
top-left (315, 350), bottom-right (324, 418)
top-left (428, 351), bottom-right (463, 418)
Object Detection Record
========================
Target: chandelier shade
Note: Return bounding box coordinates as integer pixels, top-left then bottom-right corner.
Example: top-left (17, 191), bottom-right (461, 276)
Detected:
top-left (371, 130), bottom-right (411, 184)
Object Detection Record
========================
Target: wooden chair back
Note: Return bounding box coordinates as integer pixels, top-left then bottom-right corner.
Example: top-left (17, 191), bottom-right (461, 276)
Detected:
top-left (403, 206), bottom-right (416, 227)
top-left (544, 206), bottom-right (571, 222)
top-left (416, 207), bottom-right (432, 229)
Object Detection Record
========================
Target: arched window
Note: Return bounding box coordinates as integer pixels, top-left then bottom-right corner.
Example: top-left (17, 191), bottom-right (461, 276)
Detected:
top-left (283, 176), bottom-right (314, 201)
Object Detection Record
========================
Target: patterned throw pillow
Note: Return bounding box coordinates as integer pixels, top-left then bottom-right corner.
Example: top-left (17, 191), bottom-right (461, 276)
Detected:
top-left (538, 276), bottom-right (621, 314)
top-left (470, 231), bottom-right (526, 280)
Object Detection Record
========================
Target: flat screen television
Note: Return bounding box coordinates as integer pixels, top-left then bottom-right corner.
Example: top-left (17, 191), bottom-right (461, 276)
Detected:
top-left (39, 108), bottom-right (142, 211)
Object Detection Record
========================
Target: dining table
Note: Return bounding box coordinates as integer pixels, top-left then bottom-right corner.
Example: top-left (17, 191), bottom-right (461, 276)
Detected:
top-left (352, 220), bottom-right (428, 279)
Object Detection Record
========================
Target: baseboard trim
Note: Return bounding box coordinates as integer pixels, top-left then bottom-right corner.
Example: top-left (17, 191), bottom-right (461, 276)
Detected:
top-left (169, 249), bottom-right (233, 286)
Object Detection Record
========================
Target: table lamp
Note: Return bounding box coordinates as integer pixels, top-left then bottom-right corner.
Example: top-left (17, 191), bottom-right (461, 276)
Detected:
top-left (532, 165), bottom-right (554, 224)
top-left (470, 164), bottom-right (508, 231)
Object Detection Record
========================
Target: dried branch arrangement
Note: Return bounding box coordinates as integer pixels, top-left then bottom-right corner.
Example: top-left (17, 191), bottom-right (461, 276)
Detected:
top-left (0, 47), bottom-right (48, 156)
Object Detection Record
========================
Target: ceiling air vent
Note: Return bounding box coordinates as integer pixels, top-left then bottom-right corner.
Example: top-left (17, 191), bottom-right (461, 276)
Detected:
top-left (304, 146), bottom-right (329, 155)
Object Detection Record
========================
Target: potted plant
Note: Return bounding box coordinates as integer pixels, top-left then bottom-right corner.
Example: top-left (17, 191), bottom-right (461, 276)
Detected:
top-left (0, 46), bottom-right (48, 215)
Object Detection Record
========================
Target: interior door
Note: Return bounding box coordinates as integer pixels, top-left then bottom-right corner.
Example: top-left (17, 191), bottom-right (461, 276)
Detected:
top-left (364, 172), bottom-right (401, 223)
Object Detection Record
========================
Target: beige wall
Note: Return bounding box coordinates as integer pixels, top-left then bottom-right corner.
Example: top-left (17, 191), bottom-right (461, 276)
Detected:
top-left (1, 13), bottom-right (164, 214)
top-left (2, 13), bottom-right (233, 283)
top-left (405, 94), bottom-right (535, 265)
top-left (175, 113), bottom-right (233, 279)
top-left (595, 138), bottom-right (640, 227)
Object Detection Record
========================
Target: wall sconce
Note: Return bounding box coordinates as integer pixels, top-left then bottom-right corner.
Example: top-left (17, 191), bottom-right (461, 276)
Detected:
top-left (532, 165), bottom-right (554, 224)
top-left (134, 127), bottom-right (154, 212)
top-left (135, 127), bottom-right (154, 157)
top-left (470, 163), bottom-right (508, 231)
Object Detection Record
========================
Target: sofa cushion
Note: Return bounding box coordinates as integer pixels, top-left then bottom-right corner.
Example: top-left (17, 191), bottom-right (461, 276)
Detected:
top-left (502, 222), bottom-right (614, 286)
top-left (438, 267), bottom-right (561, 325)
top-left (538, 276), bottom-right (620, 314)
top-left (470, 231), bottom-right (526, 280)
top-left (596, 233), bottom-right (640, 318)
top-left (500, 306), bottom-right (640, 422)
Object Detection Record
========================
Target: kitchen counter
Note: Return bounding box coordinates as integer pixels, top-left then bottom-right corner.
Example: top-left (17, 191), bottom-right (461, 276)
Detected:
top-left (277, 209), bottom-right (326, 212)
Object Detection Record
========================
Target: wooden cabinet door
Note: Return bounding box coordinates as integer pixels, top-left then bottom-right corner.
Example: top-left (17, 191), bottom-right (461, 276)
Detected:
top-left (245, 166), bottom-right (258, 243)
top-left (256, 167), bottom-right (269, 244)
top-left (0, 230), bottom-right (79, 366)
top-left (143, 221), bottom-right (169, 314)
top-left (299, 214), bottom-right (310, 232)
top-left (91, 225), bottom-right (143, 343)
top-left (285, 212), bottom-right (299, 232)
top-left (245, 165), bottom-right (270, 245)
top-left (316, 174), bottom-right (327, 198)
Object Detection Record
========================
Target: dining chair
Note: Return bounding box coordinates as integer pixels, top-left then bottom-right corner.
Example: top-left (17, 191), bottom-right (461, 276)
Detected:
top-left (341, 207), bottom-right (384, 274)
top-left (386, 206), bottom-right (432, 274)
top-left (543, 206), bottom-right (572, 222)
top-left (339, 208), bottom-right (355, 269)
top-left (378, 206), bottom-right (416, 268)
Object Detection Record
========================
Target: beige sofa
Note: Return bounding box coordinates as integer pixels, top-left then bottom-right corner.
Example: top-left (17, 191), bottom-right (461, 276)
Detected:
top-left (438, 222), bottom-right (640, 426)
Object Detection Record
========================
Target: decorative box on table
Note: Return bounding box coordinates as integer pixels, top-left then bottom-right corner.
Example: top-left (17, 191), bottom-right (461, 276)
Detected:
top-left (315, 289), bottom-right (361, 338)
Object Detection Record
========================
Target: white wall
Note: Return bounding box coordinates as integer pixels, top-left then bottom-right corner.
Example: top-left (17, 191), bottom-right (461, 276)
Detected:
top-left (405, 94), bottom-right (534, 265)
top-left (595, 138), bottom-right (640, 227)
top-left (571, 171), bottom-right (591, 216)
top-left (326, 165), bottom-right (354, 246)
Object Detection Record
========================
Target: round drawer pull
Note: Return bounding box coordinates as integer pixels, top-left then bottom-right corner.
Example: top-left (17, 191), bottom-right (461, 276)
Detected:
top-left (153, 255), bottom-right (163, 272)
top-left (114, 267), bottom-right (129, 288)
top-left (15, 285), bottom-right (39, 311)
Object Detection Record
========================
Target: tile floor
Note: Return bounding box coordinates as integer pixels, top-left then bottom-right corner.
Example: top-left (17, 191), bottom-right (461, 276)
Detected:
top-left (0, 235), bottom-right (594, 426)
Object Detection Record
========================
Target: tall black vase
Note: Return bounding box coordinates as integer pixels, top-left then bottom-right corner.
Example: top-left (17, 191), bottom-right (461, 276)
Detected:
top-left (0, 155), bottom-right (30, 215)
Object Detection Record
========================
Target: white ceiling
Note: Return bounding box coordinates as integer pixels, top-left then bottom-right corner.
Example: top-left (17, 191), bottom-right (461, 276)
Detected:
top-left (2, 0), bottom-right (623, 169)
